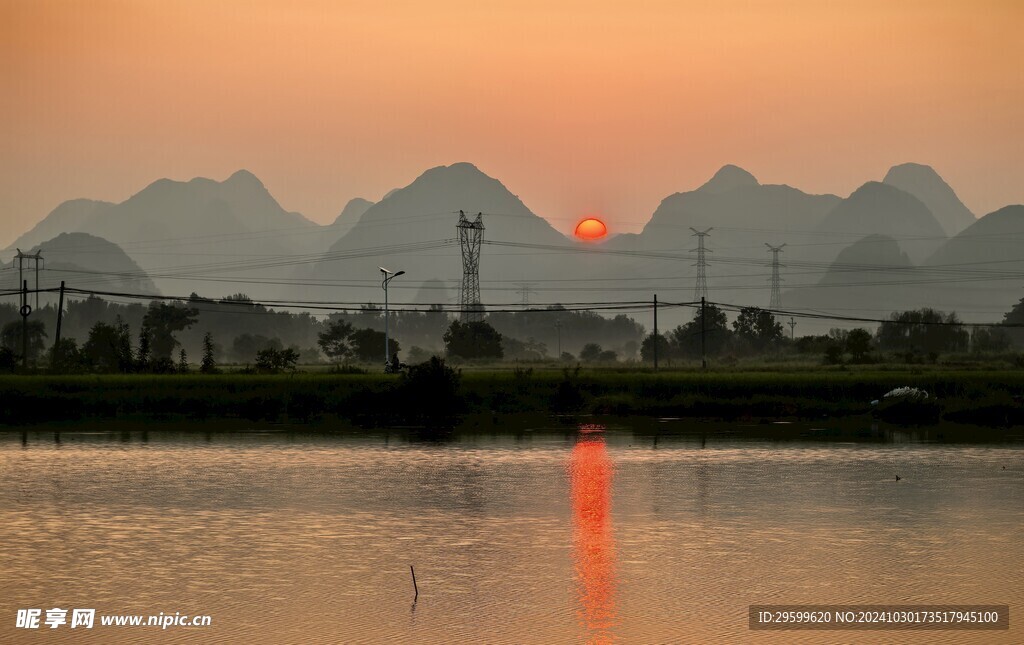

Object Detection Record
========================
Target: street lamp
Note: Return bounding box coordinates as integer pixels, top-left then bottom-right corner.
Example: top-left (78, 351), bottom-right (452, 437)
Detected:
top-left (380, 267), bottom-right (405, 369)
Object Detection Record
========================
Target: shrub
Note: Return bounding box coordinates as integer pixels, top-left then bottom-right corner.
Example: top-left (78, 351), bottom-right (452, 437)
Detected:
top-left (397, 356), bottom-right (463, 424)
top-left (255, 347), bottom-right (299, 373)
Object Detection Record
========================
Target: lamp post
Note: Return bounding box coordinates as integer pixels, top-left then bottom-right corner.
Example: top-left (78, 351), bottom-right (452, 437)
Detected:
top-left (380, 267), bottom-right (405, 368)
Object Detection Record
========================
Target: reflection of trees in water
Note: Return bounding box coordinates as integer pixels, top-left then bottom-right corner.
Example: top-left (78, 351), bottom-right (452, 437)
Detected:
top-left (570, 430), bottom-right (617, 643)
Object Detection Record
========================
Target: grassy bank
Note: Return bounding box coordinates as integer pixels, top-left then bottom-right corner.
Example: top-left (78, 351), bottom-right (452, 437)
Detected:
top-left (1, 368), bottom-right (1022, 427)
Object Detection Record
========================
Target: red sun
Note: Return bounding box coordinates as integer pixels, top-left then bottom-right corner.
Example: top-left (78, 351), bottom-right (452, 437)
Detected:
top-left (575, 217), bottom-right (608, 241)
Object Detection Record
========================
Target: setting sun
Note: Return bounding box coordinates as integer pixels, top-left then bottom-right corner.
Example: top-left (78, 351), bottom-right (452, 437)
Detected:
top-left (575, 217), bottom-right (608, 241)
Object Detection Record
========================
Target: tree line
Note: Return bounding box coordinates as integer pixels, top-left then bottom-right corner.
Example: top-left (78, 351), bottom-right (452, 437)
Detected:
top-left (2, 292), bottom-right (1022, 373)
top-left (636, 301), bottom-right (1021, 366)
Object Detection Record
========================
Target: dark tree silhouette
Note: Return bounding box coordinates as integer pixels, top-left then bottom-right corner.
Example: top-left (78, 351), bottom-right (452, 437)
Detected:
top-left (579, 343), bottom-right (603, 362)
top-left (845, 328), bottom-right (874, 363)
top-left (1, 319), bottom-right (47, 362)
top-left (350, 328), bottom-right (398, 362)
top-left (671, 304), bottom-right (731, 357)
top-left (876, 309), bottom-right (968, 354)
top-left (200, 332), bottom-right (218, 373)
top-left (640, 333), bottom-right (670, 363)
top-left (82, 318), bottom-right (133, 373)
top-left (142, 303), bottom-right (198, 360)
top-left (732, 307), bottom-right (784, 350)
top-left (443, 320), bottom-right (503, 359)
top-left (254, 347), bottom-right (299, 373)
top-left (317, 320), bottom-right (354, 362)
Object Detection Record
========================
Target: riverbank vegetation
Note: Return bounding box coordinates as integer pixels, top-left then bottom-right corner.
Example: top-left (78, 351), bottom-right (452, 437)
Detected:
top-left (2, 365), bottom-right (1021, 428)
top-left (2, 295), bottom-right (1022, 375)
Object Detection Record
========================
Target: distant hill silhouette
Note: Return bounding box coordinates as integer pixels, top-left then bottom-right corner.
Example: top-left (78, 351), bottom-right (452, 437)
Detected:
top-left (783, 235), bottom-right (916, 330)
top-left (330, 197), bottom-right (374, 240)
top-left (883, 163), bottom-right (975, 236)
top-left (7, 199), bottom-right (114, 252)
top-left (819, 234), bottom-right (914, 284)
top-left (5, 162), bottom-right (1014, 333)
top-left (638, 165), bottom-right (841, 236)
top-left (925, 204), bottom-right (1024, 267)
top-left (698, 164), bottom-right (760, 194)
top-left (412, 278), bottom-right (452, 305)
top-left (10, 171), bottom-right (322, 298)
top-left (2, 232), bottom-right (159, 302)
top-left (289, 162), bottom-right (573, 305)
top-left (911, 205), bottom-right (1024, 319)
top-left (814, 182), bottom-right (946, 264)
top-left (785, 207), bottom-right (1024, 331)
top-left (594, 165), bottom-right (841, 324)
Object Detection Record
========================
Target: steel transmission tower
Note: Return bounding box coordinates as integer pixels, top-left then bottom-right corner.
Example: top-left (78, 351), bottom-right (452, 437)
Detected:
top-left (690, 228), bottom-right (712, 301)
top-left (457, 211), bottom-right (485, 322)
top-left (515, 283), bottom-right (536, 307)
top-left (765, 243), bottom-right (786, 309)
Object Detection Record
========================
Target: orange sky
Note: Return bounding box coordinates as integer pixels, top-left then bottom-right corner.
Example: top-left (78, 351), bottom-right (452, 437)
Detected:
top-left (2, 0), bottom-right (1022, 245)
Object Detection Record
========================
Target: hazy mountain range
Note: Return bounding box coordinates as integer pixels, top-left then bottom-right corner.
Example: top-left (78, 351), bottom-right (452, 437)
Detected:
top-left (5, 161), bottom-right (1022, 332)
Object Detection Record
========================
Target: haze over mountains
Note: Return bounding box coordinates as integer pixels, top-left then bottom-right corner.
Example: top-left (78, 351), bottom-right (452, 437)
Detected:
top-left (6, 170), bottom-right (325, 299)
top-left (1, 232), bottom-right (159, 301)
top-left (6, 161), bottom-right (1022, 333)
top-left (882, 163), bottom-right (976, 236)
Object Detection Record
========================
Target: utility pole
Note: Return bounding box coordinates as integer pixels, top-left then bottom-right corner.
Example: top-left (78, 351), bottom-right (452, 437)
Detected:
top-left (690, 228), bottom-right (712, 301)
top-left (20, 280), bottom-right (29, 370)
top-left (765, 243), bottom-right (786, 309)
top-left (457, 211), bottom-right (485, 322)
top-left (700, 296), bottom-right (707, 370)
top-left (16, 250), bottom-right (23, 299)
top-left (788, 317), bottom-right (797, 341)
top-left (53, 281), bottom-right (65, 368)
top-left (15, 249), bottom-right (43, 310)
top-left (653, 294), bottom-right (659, 371)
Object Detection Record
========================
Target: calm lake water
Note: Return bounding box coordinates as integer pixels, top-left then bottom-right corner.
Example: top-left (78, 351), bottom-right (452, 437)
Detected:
top-left (0, 423), bottom-right (1021, 644)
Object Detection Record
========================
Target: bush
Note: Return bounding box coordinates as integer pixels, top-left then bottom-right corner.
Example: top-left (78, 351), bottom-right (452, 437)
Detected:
top-left (397, 356), bottom-right (463, 424)
top-left (0, 347), bottom-right (17, 373)
top-left (824, 343), bottom-right (843, 365)
top-left (552, 366), bottom-right (585, 412)
top-left (255, 347), bottom-right (299, 373)
top-left (444, 321), bottom-right (503, 359)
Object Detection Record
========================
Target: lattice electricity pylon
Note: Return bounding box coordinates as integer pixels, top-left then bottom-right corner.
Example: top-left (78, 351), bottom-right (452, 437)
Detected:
top-left (690, 227), bottom-right (713, 301)
top-left (765, 242), bottom-right (786, 309)
top-left (457, 210), bottom-right (485, 322)
top-left (515, 283), bottom-right (537, 307)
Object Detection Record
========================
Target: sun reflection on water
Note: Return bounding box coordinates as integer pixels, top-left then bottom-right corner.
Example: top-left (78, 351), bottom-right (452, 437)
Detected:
top-left (570, 425), bottom-right (617, 643)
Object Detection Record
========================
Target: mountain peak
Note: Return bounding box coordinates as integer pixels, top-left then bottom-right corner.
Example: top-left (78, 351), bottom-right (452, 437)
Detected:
top-left (882, 162), bottom-right (974, 236)
top-left (225, 169), bottom-right (264, 188)
top-left (419, 162), bottom-right (489, 182)
top-left (880, 161), bottom-right (942, 187)
top-left (402, 162), bottom-right (508, 197)
top-left (699, 165), bottom-right (759, 194)
top-left (850, 180), bottom-right (896, 197)
top-left (332, 197), bottom-right (374, 227)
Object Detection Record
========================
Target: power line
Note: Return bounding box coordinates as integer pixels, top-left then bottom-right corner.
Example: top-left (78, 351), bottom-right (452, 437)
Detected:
top-left (18, 283), bottom-right (1019, 328)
